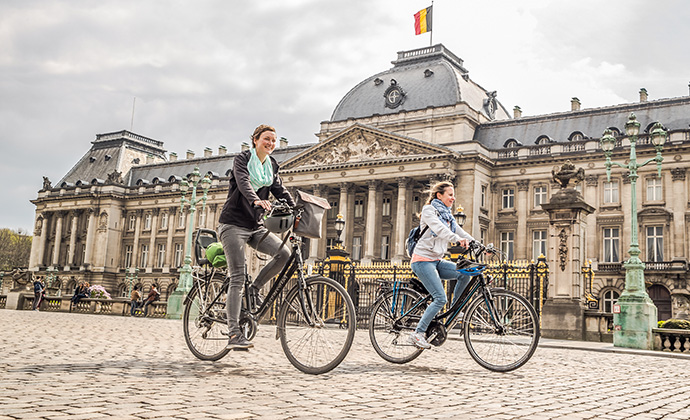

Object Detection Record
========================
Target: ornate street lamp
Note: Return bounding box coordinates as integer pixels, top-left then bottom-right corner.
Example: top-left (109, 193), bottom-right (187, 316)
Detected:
top-left (167, 167), bottom-right (212, 319)
top-left (454, 205), bottom-right (467, 228)
top-left (601, 113), bottom-right (667, 350)
top-left (126, 267), bottom-right (139, 299)
top-left (334, 213), bottom-right (346, 249)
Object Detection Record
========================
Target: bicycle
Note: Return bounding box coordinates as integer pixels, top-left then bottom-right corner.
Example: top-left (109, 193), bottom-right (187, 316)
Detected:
top-left (182, 201), bottom-right (357, 375)
top-left (368, 242), bottom-right (540, 372)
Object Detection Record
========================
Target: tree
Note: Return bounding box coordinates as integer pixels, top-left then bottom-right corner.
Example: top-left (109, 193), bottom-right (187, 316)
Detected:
top-left (0, 228), bottom-right (32, 270)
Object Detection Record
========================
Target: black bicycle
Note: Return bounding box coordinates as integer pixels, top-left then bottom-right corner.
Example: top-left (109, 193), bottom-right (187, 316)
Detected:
top-left (368, 242), bottom-right (540, 372)
top-left (182, 201), bottom-right (357, 374)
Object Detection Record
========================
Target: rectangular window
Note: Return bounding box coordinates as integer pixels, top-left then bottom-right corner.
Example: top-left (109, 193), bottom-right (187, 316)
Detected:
top-left (534, 186), bottom-right (547, 208)
top-left (500, 232), bottom-right (514, 260)
top-left (381, 235), bottom-right (390, 260)
top-left (326, 238), bottom-right (336, 250)
top-left (382, 197), bottom-right (391, 217)
top-left (198, 210), bottom-right (206, 228)
top-left (502, 188), bottom-right (514, 209)
top-left (140, 245), bottom-right (149, 268)
top-left (647, 178), bottom-right (662, 201)
top-left (532, 230), bottom-right (547, 260)
top-left (328, 201), bottom-right (339, 219)
top-left (413, 196), bottom-right (421, 214)
top-left (160, 212), bottom-right (168, 229)
top-left (354, 199), bottom-right (364, 218)
top-left (603, 181), bottom-right (619, 204)
top-left (178, 212), bottom-right (186, 229)
top-left (144, 213), bottom-right (152, 230)
top-left (174, 243), bottom-right (184, 267)
top-left (480, 185), bottom-right (487, 208)
top-left (603, 228), bottom-right (620, 262)
top-left (124, 245), bottom-right (133, 268)
top-left (352, 236), bottom-right (362, 261)
top-left (128, 215), bottom-right (136, 231)
top-left (646, 226), bottom-right (663, 262)
top-left (480, 228), bottom-right (486, 245)
top-left (157, 244), bottom-right (166, 268)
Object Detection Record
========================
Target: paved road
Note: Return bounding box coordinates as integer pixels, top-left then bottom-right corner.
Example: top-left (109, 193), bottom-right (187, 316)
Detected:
top-left (2, 310), bottom-right (690, 420)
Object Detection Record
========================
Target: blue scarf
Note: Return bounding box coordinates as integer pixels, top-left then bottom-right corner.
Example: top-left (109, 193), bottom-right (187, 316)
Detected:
top-left (248, 149), bottom-right (274, 192)
top-left (431, 198), bottom-right (458, 234)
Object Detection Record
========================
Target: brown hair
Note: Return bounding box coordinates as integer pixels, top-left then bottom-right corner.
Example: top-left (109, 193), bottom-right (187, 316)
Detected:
top-left (425, 181), bottom-right (454, 204)
top-left (250, 124), bottom-right (276, 147)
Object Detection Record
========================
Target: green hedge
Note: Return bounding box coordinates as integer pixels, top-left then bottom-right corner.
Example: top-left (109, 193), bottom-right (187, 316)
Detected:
top-left (658, 319), bottom-right (690, 329)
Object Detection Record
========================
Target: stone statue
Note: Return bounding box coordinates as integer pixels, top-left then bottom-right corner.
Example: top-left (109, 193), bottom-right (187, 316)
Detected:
top-left (10, 268), bottom-right (33, 290)
top-left (106, 170), bottom-right (124, 185)
top-left (42, 176), bottom-right (52, 190)
top-left (552, 160), bottom-right (585, 189)
top-left (673, 294), bottom-right (690, 320)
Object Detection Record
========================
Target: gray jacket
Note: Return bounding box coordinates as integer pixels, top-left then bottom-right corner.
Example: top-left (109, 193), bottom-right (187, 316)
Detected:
top-left (413, 204), bottom-right (475, 260)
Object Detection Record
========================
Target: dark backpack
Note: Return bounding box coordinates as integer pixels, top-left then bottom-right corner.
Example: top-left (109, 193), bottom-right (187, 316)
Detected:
top-left (405, 225), bottom-right (429, 258)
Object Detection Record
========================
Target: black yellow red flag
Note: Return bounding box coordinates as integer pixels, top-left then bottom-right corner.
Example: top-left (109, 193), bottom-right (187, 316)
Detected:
top-left (414, 6), bottom-right (433, 35)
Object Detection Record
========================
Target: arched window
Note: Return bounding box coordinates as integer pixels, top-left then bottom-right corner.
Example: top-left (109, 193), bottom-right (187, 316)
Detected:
top-left (601, 289), bottom-right (620, 313)
top-left (568, 131), bottom-right (585, 142)
top-left (118, 284), bottom-right (128, 298)
top-left (503, 139), bottom-right (521, 148)
top-left (607, 127), bottom-right (621, 137)
top-left (536, 136), bottom-right (551, 145)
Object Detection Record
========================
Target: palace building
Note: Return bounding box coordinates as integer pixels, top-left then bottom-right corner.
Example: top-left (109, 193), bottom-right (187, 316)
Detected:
top-left (29, 44), bottom-right (690, 321)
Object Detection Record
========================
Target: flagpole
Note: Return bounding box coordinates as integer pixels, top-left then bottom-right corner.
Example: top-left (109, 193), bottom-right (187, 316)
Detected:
top-left (429, 0), bottom-right (434, 46)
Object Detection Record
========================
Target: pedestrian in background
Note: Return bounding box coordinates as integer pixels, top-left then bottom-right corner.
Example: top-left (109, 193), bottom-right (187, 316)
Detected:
top-left (142, 284), bottom-right (160, 317)
top-left (32, 278), bottom-right (45, 311)
top-left (130, 285), bottom-right (142, 316)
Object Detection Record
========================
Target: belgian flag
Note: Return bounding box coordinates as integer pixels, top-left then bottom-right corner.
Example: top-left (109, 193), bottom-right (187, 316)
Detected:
top-left (414, 6), bottom-right (433, 35)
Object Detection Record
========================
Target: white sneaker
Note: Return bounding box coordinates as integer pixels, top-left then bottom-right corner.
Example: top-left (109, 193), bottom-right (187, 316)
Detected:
top-left (408, 332), bottom-right (432, 349)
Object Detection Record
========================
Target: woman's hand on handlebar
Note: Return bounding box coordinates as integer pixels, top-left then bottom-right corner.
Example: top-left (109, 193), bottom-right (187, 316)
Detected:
top-left (254, 200), bottom-right (272, 211)
top-left (457, 238), bottom-right (469, 248)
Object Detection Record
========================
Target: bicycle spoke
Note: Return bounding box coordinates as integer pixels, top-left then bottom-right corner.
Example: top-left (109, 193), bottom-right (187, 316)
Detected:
top-left (369, 288), bottom-right (425, 364)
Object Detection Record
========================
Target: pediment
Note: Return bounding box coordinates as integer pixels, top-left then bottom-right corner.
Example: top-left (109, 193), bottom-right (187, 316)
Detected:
top-left (282, 124), bottom-right (454, 170)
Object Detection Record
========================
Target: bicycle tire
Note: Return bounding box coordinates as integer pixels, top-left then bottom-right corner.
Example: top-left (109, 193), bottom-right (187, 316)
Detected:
top-left (463, 289), bottom-right (540, 372)
top-left (277, 276), bottom-right (356, 374)
top-left (369, 287), bottom-right (425, 364)
top-left (183, 278), bottom-right (231, 361)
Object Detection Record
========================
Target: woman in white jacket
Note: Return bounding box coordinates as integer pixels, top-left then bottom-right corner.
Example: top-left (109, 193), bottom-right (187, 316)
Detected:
top-left (409, 181), bottom-right (475, 349)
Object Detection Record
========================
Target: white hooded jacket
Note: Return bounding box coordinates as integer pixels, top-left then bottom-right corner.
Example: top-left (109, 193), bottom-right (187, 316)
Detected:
top-left (413, 204), bottom-right (475, 260)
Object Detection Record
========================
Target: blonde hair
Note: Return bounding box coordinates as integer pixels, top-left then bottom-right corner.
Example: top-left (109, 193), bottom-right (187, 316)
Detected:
top-left (425, 181), bottom-right (454, 204)
top-left (250, 124), bottom-right (276, 147)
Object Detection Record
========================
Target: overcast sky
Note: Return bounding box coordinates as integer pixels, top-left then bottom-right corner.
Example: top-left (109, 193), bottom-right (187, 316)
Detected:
top-left (2, 0), bottom-right (689, 234)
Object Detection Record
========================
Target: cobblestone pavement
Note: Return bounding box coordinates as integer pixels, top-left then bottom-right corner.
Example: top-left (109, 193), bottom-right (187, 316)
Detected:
top-left (2, 310), bottom-right (690, 420)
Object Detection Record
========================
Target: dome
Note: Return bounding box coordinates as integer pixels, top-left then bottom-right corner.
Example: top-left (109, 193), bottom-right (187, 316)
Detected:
top-left (330, 44), bottom-right (509, 122)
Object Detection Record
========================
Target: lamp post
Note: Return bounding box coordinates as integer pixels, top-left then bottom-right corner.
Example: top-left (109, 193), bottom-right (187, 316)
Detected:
top-left (334, 214), bottom-right (346, 249)
top-left (126, 267), bottom-right (139, 299)
top-left (601, 112), bottom-right (666, 349)
top-left (167, 167), bottom-right (211, 319)
top-left (454, 205), bottom-right (467, 228)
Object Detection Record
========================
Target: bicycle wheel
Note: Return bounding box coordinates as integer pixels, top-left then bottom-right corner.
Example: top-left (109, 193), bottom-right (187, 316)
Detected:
top-left (369, 287), bottom-right (426, 364)
top-left (464, 289), bottom-right (540, 372)
top-left (183, 278), bottom-right (231, 361)
top-left (277, 276), bottom-right (356, 374)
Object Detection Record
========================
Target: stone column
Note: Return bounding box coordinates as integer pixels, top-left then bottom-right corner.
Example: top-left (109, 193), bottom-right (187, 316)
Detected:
top-left (67, 210), bottom-right (80, 267)
top-left (33, 212), bottom-right (49, 269)
top-left (52, 211), bottom-right (65, 266)
top-left (516, 179), bottom-right (529, 260)
top-left (165, 208), bottom-right (176, 268)
top-left (83, 208), bottom-right (96, 267)
top-left (392, 177), bottom-right (409, 264)
top-left (671, 168), bottom-right (687, 259)
top-left (584, 175), bottom-right (598, 265)
top-left (132, 210), bottom-right (142, 267)
top-left (338, 183), bottom-right (352, 250)
top-left (362, 180), bottom-right (380, 264)
top-left (148, 209), bottom-right (159, 268)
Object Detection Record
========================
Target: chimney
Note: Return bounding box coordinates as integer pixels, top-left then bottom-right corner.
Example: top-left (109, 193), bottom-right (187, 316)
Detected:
top-left (169, 152), bottom-right (178, 162)
top-left (204, 147), bottom-right (212, 158)
top-left (513, 106), bottom-right (522, 119)
top-left (186, 150), bottom-right (195, 160)
top-left (218, 145), bottom-right (227, 155)
top-left (146, 154), bottom-right (153, 164)
top-left (639, 88), bottom-right (648, 102)
top-left (280, 137), bottom-right (288, 148)
top-left (571, 97), bottom-right (581, 111)
top-left (241, 142), bottom-right (250, 152)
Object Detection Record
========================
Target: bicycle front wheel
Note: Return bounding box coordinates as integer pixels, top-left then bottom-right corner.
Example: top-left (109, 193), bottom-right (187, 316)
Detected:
top-left (369, 287), bottom-right (425, 364)
top-left (278, 276), bottom-right (356, 374)
top-left (464, 289), bottom-right (540, 372)
top-left (183, 278), bottom-right (231, 361)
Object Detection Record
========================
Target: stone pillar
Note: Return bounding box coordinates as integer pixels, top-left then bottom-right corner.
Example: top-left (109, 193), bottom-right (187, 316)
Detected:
top-left (541, 181), bottom-right (595, 340)
top-left (338, 183), bottom-right (352, 250)
top-left (32, 212), bottom-right (49, 270)
top-left (516, 179), bottom-right (530, 260)
top-left (132, 210), bottom-right (142, 267)
top-left (671, 168), bottom-right (687, 259)
top-left (392, 177), bottom-right (409, 264)
top-left (147, 209), bottom-right (159, 268)
top-left (83, 208), bottom-right (96, 267)
top-left (52, 211), bottom-right (65, 266)
top-left (584, 175), bottom-right (599, 265)
top-left (67, 210), bottom-right (80, 267)
top-left (362, 180), bottom-right (380, 264)
top-left (165, 208), bottom-right (176, 268)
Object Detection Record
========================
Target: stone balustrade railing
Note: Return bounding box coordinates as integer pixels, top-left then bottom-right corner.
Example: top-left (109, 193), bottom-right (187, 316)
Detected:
top-left (0, 293), bottom-right (167, 318)
top-left (653, 328), bottom-right (690, 352)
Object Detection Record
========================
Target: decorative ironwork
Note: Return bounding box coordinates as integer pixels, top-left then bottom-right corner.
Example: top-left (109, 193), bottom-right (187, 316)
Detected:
top-left (558, 229), bottom-right (568, 271)
top-left (582, 260), bottom-right (599, 309)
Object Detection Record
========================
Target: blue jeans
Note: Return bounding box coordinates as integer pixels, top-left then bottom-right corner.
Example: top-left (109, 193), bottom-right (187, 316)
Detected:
top-left (411, 259), bottom-right (470, 334)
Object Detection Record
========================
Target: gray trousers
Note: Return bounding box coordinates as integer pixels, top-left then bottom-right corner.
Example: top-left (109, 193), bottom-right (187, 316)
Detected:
top-left (218, 223), bottom-right (291, 335)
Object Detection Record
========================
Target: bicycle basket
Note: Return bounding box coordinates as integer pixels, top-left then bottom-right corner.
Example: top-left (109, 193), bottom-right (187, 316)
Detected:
top-left (293, 190), bottom-right (331, 239)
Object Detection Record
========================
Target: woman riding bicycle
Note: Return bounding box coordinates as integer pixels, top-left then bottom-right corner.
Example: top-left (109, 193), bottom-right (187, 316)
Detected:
top-left (409, 181), bottom-right (475, 349)
top-left (218, 124), bottom-right (295, 350)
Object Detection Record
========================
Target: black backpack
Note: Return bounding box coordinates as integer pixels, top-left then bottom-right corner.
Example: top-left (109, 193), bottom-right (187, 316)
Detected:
top-left (405, 225), bottom-right (429, 258)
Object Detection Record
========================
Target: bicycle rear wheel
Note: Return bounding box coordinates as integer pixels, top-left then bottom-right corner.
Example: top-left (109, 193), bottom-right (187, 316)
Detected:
top-left (183, 278), bottom-right (231, 361)
top-left (369, 287), bottom-right (425, 364)
top-left (464, 289), bottom-right (540, 372)
top-left (278, 276), bottom-right (356, 374)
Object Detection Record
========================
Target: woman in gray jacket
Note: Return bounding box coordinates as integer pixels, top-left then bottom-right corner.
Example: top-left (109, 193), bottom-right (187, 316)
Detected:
top-left (409, 181), bottom-right (475, 349)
